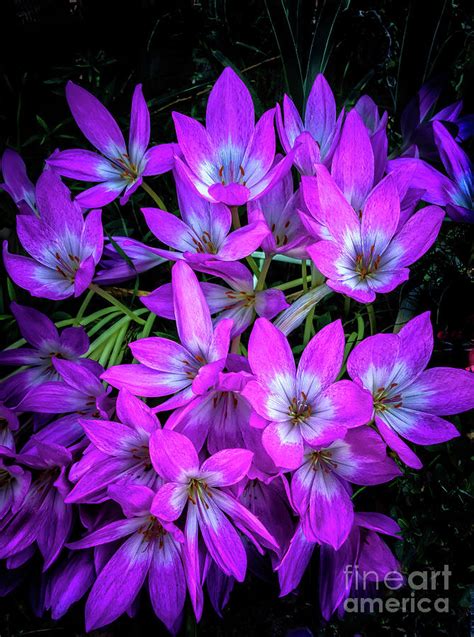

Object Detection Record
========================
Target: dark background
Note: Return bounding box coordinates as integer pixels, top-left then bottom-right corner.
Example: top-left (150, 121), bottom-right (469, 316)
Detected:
top-left (0, 1), bottom-right (473, 635)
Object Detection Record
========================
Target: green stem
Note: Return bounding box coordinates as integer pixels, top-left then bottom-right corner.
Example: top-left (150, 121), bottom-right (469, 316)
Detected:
top-left (343, 296), bottom-right (351, 318)
top-left (230, 205), bottom-right (241, 229)
top-left (230, 334), bottom-right (241, 354)
top-left (246, 255), bottom-right (261, 277)
top-left (275, 275), bottom-right (312, 291)
top-left (367, 303), bottom-right (377, 336)
top-left (75, 289), bottom-right (95, 325)
top-left (141, 181), bottom-right (167, 210)
top-left (89, 284), bottom-right (146, 325)
top-left (301, 260), bottom-right (308, 293)
top-left (140, 311), bottom-right (156, 339)
top-left (303, 306), bottom-right (315, 345)
top-left (255, 256), bottom-right (272, 291)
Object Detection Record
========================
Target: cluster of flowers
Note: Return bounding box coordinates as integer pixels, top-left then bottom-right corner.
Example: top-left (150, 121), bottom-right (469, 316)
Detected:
top-left (0, 68), bottom-right (473, 632)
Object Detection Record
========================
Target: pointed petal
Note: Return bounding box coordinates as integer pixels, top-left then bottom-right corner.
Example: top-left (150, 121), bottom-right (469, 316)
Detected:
top-left (85, 532), bottom-right (153, 630)
top-left (172, 261), bottom-right (213, 357)
top-left (331, 109), bottom-right (374, 210)
top-left (66, 81), bottom-right (126, 159)
top-left (149, 429), bottom-right (199, 481)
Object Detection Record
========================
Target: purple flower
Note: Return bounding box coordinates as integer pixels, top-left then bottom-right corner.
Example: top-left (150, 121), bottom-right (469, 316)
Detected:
top-left (0, 448), bottom-right (31, 520)
top-left (347, 312), bottom-right (474, 468)
top-left (47, 82), bottom-right (175, 207)
top-left (276, 74), bottom-right (343, 175)
top-left (277, 511), bottom-right (402, 613)
top-left (141, 172), bottom-right (270, 263)
top-left (15, 358), bottom-right (113, 430)
top-left (400, 78), bottom-right (472, 157)
top-left (318, 513), bottom-right (402, 619)
top-left (103, 260), bottom-right (232, 409)
top-left (150, 429), bottom-right (278, 617)
top-left (290, 426), bottom-right (400, 549)
top-left (94, 236), bottom-right (166, 285)
top-left (354, 95), bottom-right (388, 184)
top-left (307, 169), bottom-right (445, 303)
top-left (0, 403), bottom-right (19, 450)
top-left (3, 170), bottom-right (103, 300)
top-left (143, 261), bottom-right (288, 339)
top-left (242, 318), bottom-right (373, 470)
top-left (66, 389), bottom-right (162, 504)
top-left (0, 149), bottom-right (37, 215)
top-left (172, 67), bottom-right (295, 206)
top-left (389, 122), bottom-right (473, 223)
top-left (247, 166), bottom-right (311, 258)
top-left (0, 302), bottom-right (100, 405)
top-left (68, 484), bottom-right (186, 631)
top-left (0, 441), bottom-right (73, 570)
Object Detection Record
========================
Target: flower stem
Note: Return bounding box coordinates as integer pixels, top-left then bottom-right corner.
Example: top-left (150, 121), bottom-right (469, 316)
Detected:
top-left (89, 284), bottom-right (146, 325)
top-left (230, 205), bottom-right (241, 229)
top-left (275, 275), bottom-right (312, 291)
top-left (367, 303), bottom-right (377, 335)
top-left (75, 288), bottom-right (95, 325)
top-left (301, 259), bottom-right (308, 292)
top-left (141, 181), bottom-right (167, 210)
top-left (231, 334), bottom-right (241, 354)
top-left (255, 255), bottom-right (272, 291)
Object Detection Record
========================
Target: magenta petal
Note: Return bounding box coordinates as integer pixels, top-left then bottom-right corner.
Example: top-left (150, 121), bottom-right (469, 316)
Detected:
top-left (66, 81), bottom-right (126, 160)
top-left (404, 367), bottom-right (474, 415)
top-left (149, 429), bottom-right (199, 482)
top-left (129, 84), bottom-right (150, 166)
top-left (85, 532), bottom-right (153, 631)
top-left (206, 67), bottom-right (254, 153)
top-left (197, 496), bottom-right (247, 581)
top-left (75, 181), bottom-right (125, 208)
top-left (262, 421), bottom-right (303, 470)
top-left (208, 182), bottom-right (250, 206)
top-left (148, 536), bottom-right (186, 631)
top-left (248, 318), bottom-right (296, 392)
top-left (277, 524), bottom-right (315, 596)
top-left (375, 416), bottom-right (422, 469)
top-left (47, 149), bottom-right (115, 182)
top-left (172, 261), bottom-right (213, 357)
top-left (390, 205), bottom-right (444, 268)
top-left (218, 222), bottom-right (269, 260)
top-left (151, 483), bottom-right (188, 522)
top-left (301, 468), bottom-right (354, 549)
top-left (296, 319), bottom-right (345, 399)
top-left (331, 109), bottom-right (374, 210)
top-left (201, 449), bottom-right (253, 487)
top-left (142, 143), bottom-right (176, 176)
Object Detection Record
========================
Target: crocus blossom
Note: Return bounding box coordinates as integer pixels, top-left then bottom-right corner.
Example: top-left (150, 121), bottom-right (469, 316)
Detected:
top-left (389, 122), bottom-right (473, 223)
top-left (0, 149), bottom-right (37, 215)
top-left (0, 302), bottom-right (100, 405)
top-left (0, 441), bottom-right (73, 570)
top-left (94, 236), bottom-right (166, 285)
top-left (150, 428), bottom-right (278, 616)
top-left (103, 260), bottom-right (232, 408)
top-left (276, 74), bottom-right (342, 175)
top-left (172, 67), bottom-right (295, 205)
top-left (347, 312), bottom-right (474, 468)
top-left (307, 169), bottom-right (445, 303)
top-left (318, 513), bottom-right (402, 619)
top-left (289, 427), bottom-right (400, 549)
top-left (247, 167), bottom-right (310, 258)
top-left (141, 173), bottom-right (270, 263)
top-left (47, 82), bottom-right (175, 207)
top-left (68, 484), bottom-right (186, 631)
top-left (66, 389), bottom-right (162, 503)
top-left (143, 261), bottom-right (288, 338)
top-left (242, 318), bottom-right (373, 469)
top-left (3, 170), bottom-right (103, 300)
